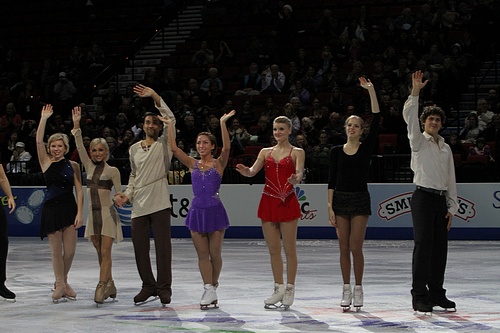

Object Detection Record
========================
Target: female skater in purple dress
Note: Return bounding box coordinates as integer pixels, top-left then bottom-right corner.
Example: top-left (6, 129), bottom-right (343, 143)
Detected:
top-left (162, 110), bottom-right (235, 309)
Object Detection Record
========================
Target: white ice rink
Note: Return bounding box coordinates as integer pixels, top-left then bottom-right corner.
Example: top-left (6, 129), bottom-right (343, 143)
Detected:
top-left (2, 237), bottom-right (500, 333)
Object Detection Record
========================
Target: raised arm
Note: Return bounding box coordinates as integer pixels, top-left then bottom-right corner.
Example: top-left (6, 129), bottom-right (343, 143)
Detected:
top-left (403, 71), bottom-right (428, 150)
top-left (71, 106), bottom-right (92, 169)
top-left (359, 77), bottom-right (380, 114)
top-left (160, 116), bottom-right (195, 169)
top-left (218, 110), bottom-right (236, 169)
top-left (36, 104), bottom-right (54, 172)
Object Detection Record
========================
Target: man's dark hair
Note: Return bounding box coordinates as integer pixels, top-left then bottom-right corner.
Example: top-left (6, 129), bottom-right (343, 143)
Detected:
top-left (420, 105), bottom-right (446, 124)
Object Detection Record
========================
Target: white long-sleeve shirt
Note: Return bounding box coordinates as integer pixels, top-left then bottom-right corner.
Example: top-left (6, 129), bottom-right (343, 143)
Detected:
top-left (403, 95), bottom-right (458, 215)
top-left (124, 98), bottom-right (176, 218)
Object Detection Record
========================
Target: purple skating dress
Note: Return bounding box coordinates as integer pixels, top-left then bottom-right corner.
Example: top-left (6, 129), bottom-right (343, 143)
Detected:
top-left (185, 160), bottom-right (230, 233)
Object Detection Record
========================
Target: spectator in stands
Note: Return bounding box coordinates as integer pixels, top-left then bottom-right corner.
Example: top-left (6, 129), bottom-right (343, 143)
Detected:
top-left (313, 8), bottom-right (340, 44)
top-left (101, 82), bottom-right (122, 117)
top-left (323, 62), bottom-right (345, 92)
top-left (6, 141), bottom-right (32, 174)
top-left (16, 80), bottom-right (40, 119)
top-left (69, 46), bottom-right (85, 72)
top-left (113, 113), bottom-right (129, 138)
top-left (158, 67), bottom-right (182, 105)
top-left (202, 81), bottom-right (226, 109)
top-left (300, 117), bottom-right (320, 147)
top-left (313, 105), bottom-right (331, 131)
top-left (206, 115), bottom-right (223, 147)
top-left (333, 34), bottom-right (351, 64)
top-left (340, 18), bottom-right (365, 43)
top-left (486, 88), bottom-right (498, 113)
top-left (295, 133), bottom-right (313, 156)
top-left (0, 103), bottom-right (22, 135)
top-left (470, 98), bottom-right (495, 131)
top-left (301, 65), bottom-right (322, 95)
top-left (460, 113), bottom-right (482, 143)
top-left (344, 61), bottom-right (366, 91)
top-left (261, 64), bottom-right (286, 95)
top-left (283, 102), bottom-right (300, 144)
top-left (234, 63), bottom-right (262, 96)
top-left (53, 72), bottom-right (77, 115)
top-left (192, 40), bottom-right (215, 71)
top-left (288, 79), bottom-right (310, 107)
top-left (86, 42), bottom-right (106, 76)
top-left (114, 129), bottom-right (137, 159)
top-left (392, 58), bottom-right (411, 87)
top-left (293, 48), bottom-right (311, 79)
top-left (247, 35), bottom-right (271, 68)
top-left (310, 130), bottom-right (331, 182)
top-left (1, 131), bottom-right (20, 163)
top-left (228, 117), bottom-right (251, 156)
top-left (327, 87), bottom-right (346, 115)
top-left (323, 112), bottom-right (346, 146)
top-left (200, 67), bottom-right (223, 93)
top-left (290, 96), bottom-right (307, 119)
top-left (183, 78), bottom-right (202, 100)
top-left (215, 40), bottom-right (234, 69)
top-left (251, 115), bottom-right (273, 147)
top-left (105, 136), bottom-right (118, 159)
top-left (178, 113), bottom-right (202, 151)
top-left (467, 137), bottom-right (493, 160)
top-left (421, 44), bottom-right (445, 71)
top-left (447, 133), bottom-right (467, 161)
top-left (238, 99), bottom-right (258, 129)
top-left (271, 4), bottom-right (298, 63)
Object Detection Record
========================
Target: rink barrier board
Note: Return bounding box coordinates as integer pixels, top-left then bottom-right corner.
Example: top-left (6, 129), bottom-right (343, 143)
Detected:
top-left (3, 183), bottom-right (499, 240)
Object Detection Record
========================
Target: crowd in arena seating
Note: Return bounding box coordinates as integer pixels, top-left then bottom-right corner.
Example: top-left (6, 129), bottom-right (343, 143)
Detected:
top-left (1, 0), bottom-right (499, 183)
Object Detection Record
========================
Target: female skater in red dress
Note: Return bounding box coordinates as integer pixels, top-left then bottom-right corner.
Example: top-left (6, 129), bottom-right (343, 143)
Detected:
top-left (236, 116), bottom-right (305, 310)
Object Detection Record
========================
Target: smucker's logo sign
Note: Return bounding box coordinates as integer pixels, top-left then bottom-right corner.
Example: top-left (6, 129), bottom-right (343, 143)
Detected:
top-left (378, 192), bottom-right (476, 222)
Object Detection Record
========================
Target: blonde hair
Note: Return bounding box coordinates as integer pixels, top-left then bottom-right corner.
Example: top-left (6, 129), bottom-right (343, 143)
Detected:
top-left (89, 138), bottom-right (110, 162)
top-left (344, 115), bottom-right (365, 129)
top-left (47, 133), bottom-right (70, 155)
top-left (274, 115), bottom-right (292, 128)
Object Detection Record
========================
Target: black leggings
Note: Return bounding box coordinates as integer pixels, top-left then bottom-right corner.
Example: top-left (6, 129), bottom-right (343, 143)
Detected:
top-left (0, 206), bottom-right (8, 285)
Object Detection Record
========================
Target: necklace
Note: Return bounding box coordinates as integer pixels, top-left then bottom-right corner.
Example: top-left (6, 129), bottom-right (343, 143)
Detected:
top-left (141, 140), bottom-right (153, 152)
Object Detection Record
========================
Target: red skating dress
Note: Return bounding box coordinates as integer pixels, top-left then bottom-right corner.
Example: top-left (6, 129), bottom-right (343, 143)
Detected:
top-left (258, 147), bottom-right (301, 222)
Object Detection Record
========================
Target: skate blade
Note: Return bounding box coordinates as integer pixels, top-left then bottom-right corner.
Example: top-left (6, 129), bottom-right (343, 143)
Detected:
top-left (64, 295), bottom-right (77, 301)
top-left (96, 299), bottom-right (117, 307)
top-left (354, 306), bottom-right (363, 312)
top-left (134, 296), bottom-right (159, 306)
top-left (200, 301), bottom-right (219, 310)
top-left (434, 307), bottom-right (457, 313)
top-left (1, 297), bottom-right (16, 303)
top-left (52, 297), bottom-right (68, 304)
top-left (341, 306), bottom-right (351, 312)
top-left (264, 303), bottom-right (281, 309)
top-left (414, 310), bottom-right (433, 316)
top-left (264, 303), bottom-right (290, 310)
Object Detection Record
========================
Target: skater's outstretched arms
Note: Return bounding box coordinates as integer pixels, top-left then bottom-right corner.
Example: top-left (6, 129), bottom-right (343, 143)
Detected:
top-left (235, 147), bottom-right (267, 177)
